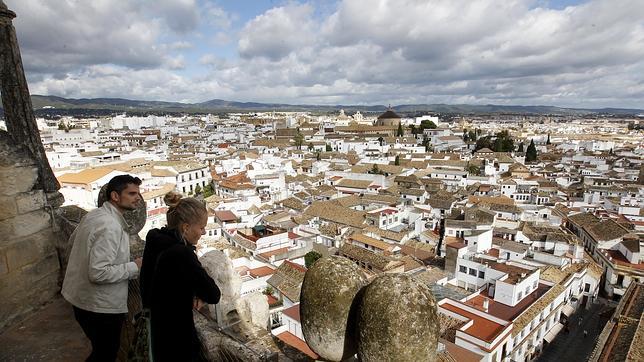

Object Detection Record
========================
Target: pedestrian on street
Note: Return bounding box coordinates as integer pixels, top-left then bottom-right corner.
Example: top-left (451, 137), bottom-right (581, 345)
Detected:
top-left (62, 175), bottom-right (143, 362)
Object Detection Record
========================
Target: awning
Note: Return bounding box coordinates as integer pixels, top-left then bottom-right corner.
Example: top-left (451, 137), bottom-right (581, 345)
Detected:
top-left (562, 304), bottom-right (575, 317)
top-left (543, 322), bottom-right (565, 343)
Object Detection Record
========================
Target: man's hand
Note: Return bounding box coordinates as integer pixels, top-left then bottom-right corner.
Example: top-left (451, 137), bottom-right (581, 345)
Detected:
top-left (134, 257), bottom-right (143, 269)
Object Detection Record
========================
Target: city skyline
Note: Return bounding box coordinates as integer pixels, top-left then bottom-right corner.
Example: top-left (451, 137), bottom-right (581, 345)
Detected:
top-left (7, 0), bottom-right (644, 108)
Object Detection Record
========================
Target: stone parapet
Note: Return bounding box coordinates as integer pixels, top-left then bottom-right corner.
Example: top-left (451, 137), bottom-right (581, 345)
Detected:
top-left (0, 132), bottom-right (62, 332)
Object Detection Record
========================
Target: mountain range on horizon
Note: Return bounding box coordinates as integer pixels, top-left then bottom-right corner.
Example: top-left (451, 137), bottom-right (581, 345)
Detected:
top-left (1, 95), bottom-right (643, 117)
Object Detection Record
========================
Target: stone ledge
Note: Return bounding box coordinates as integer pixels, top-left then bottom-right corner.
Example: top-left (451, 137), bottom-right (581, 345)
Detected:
top-left (2, 229), bottom-right (57, 272)
top-left (15, 190), bottom-right (46, 214)
top-left (0, 196), bottom-right (17, 221)
top-left (0, 209), bottom-right (51, 242)
top-left (0, 166), bottom-right (38, 196)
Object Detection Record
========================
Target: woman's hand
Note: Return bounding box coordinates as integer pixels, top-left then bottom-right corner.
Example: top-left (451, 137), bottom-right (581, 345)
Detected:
top-left (193, 297), bottom-right (206, 311)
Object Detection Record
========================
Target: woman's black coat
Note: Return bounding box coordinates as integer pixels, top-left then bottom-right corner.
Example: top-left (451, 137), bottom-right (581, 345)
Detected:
top-left (141, 227), bottom-right (221, 361)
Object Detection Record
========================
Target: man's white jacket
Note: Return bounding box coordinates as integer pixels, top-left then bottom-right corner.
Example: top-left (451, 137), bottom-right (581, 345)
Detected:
top-left (62, 201), bottom-right (139, 314)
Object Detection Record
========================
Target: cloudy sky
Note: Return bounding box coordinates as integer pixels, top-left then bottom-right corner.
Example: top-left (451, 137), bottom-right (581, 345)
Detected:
top-left (5, 0), bottom-right (644, 108)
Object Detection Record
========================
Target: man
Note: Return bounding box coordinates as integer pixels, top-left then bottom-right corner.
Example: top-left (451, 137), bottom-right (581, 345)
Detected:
top-left (62, 175), bottom-right (143, 362)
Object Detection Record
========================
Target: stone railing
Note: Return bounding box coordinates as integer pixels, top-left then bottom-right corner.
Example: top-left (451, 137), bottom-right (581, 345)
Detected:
top-left (300, 256), bottom-right (440, 362)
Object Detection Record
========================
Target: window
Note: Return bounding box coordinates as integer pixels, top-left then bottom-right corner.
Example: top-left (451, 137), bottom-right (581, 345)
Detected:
top-left (459, 266), bottom-right (467, 273)
top-left (478, 270), bottom-right (485, 279)
top-left (469, 268), bottom-right (477, 276)
top-left (518, 291), bottom-right (523, 300)
top-left (526, 286), bottom-right (531, 295)
top-left (533, 280), bottom-right (538, 289)
top-left (584, 283), bottom-right (590, 292)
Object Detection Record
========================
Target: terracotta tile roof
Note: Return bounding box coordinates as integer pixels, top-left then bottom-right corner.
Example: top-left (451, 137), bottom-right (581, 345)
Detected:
top-left (275, 331), bottom-right (318, 359)
top-left (331, 195), bottom-right (362, 208)
top-left (339, 243), bottom-right (402, 271)
top-left (336, 178), bottom-right (373, 189)
top-left (512, 284), bottom-right (565, 336)
top-left (349, 233), bottom-right (394, 252)
top-left (364, 225), bottom-right (406, 242)
top-left (280, 197), bottom-right (306, 211)
top-left (281, 304), bottom-right (301, 323)
top-left (567, 212), bottom-right (600, 227)
top-left (305, 201), bottom-right (366, 228)
top-left (248, 266), bottom-right (275, 278)
top-left (585, 219), bottom-right (630, 241)
top-left (218, 180), bottom-right (255, 190)
top-left (266, 261), bottom-right (306, 303)
top-left (214, 210), bottom-right (237, 222)
top-left (602, 249), bottom-right (644, 270)
top-left (141, 183), bottom-right (175, 200)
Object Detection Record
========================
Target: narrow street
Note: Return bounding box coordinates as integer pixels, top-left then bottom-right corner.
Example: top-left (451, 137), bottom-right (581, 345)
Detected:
top-left (537, 301), bottom-right (610, 362)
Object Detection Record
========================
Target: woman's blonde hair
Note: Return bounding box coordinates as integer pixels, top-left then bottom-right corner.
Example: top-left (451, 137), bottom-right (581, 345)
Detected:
top-left (163, 191), bottom-right (207, 230)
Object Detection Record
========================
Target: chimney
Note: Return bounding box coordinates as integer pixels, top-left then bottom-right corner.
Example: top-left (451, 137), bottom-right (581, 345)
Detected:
top-left (483, 298), bottom-right (490, 312)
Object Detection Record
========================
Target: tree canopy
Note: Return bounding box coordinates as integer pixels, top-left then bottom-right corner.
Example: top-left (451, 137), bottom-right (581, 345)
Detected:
top-left (526, 139), bottom-right (538, 162)
top-left (293, 128), bottom-right (304, 150)
top-left (419, 120), bottom-right (437, 130)
top-left (474, 130), bottom-right (514, 152)
top-left (304, 251), bottom-right (322, 268)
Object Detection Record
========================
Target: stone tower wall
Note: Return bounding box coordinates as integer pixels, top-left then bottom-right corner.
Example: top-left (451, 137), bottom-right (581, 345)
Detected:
top-left (0, 132), bottom-right (61, 332)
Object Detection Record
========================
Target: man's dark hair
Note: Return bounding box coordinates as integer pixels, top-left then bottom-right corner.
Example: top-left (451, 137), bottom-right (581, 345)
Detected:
top-left (106, 175), bottom-right (142, 200)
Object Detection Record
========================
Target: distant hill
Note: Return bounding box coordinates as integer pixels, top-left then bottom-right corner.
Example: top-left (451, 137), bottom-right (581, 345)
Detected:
top-left (0, 95), bottom-right (641, 117)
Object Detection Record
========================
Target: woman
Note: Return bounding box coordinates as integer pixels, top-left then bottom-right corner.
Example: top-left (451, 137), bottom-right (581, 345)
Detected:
top-left (140, 192), bottom-right (220, 361)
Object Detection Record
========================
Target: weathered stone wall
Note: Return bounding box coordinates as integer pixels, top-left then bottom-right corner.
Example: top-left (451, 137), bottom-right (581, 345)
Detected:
top-left (0, 131), bottom-right (61, 332)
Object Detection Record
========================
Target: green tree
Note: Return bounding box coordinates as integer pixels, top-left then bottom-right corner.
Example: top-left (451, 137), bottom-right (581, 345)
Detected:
top-left (316, 152), bottom-right (321, 161)
top-left (422, 134), bottom-right (431, 152)
top-left (394, 155), bottom-right (400, 166)
top-left (294, 128), bottom-right (304, 150)
top-left (463, 129), bottom-right (469, 142)
top-left (203, 184), bottom-right (214, 198)
top-left (546, 133), bottom-right (551, 145)
top-left (493, 130), bottom-right (514, 152)
top-left (396, 122), bottom-right (404, 137)
top-left (467, 164), bottom-right (480, 175)
top-left (517, 142), bottom-right (524, 152)
top-left (307, 142), bottom-right (314, 151)
top-left (304, 251), bottom-right (322, 268)
top-left (475, 136), bottom-right (494, 151)
top-left (420, 120), bottom-right (437, 130)
top-left (194, 184), bottom-right (202, 195)
top-left (370, 164), bottom-right (383, 175)
top-left (468, 129), bottom-right (477, 142)
top-left (263, 286), bottom-right (275, 296)
top-left (325, 143), bottom-right (332, 152)
top-left (378, 136), bottom-right (385, 146)
top-left (526, 139), bottom-right (538, 162)
top-left (409, 125), bottom-right (418, 138)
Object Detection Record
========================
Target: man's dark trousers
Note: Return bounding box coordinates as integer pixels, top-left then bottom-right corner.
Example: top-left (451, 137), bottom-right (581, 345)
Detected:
top-left (73, 306), bottom-right (126, 362)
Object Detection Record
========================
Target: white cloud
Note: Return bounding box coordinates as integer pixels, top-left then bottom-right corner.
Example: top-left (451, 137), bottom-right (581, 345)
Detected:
top-left (238, 4), bottom-right (316, 61)
top-left (9, 0), bottom-right (644, 108)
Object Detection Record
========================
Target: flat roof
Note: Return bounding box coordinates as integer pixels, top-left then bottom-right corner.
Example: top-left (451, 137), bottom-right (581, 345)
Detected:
top-left (441, 302), bottom-right (507, 343)
top-left (464, 283), bottom-right (550, 321)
